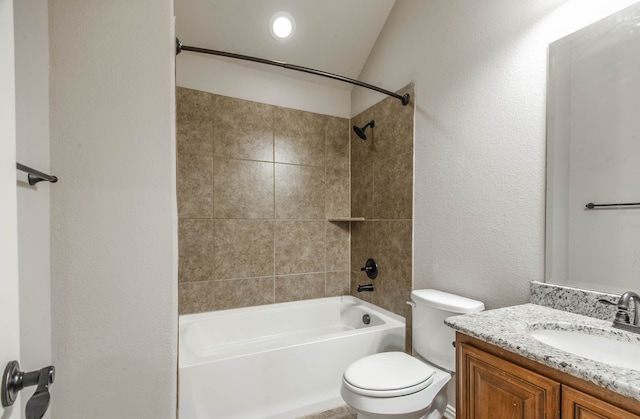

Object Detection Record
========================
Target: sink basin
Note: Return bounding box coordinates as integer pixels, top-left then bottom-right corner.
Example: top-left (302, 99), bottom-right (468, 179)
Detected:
top-left (528, 324), bottom-right (640, 371)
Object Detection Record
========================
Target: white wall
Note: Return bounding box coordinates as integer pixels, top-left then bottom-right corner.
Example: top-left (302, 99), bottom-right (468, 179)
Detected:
top-left (14, 2), bottom-right (52, 417)
top-left (0, 0), bottom-right (21, 417)
top-left (49, 1), bottom-right (177, 418)
top-left (177, 53), bottom-right (351, 117)
top-left (354, 0), bottom-right (640, 310)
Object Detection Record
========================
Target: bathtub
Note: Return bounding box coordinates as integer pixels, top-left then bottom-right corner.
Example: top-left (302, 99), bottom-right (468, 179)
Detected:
top-left (179, 296), bottom-right (405, 419)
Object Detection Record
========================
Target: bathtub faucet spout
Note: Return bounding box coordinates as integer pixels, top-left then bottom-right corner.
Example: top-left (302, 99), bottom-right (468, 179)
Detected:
top-left (358, 284), bottom-right (374, 292)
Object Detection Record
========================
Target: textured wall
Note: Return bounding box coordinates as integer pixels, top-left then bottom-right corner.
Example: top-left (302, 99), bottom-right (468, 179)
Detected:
top-left (49, 1), bottom-right (177, 418)
top-left (350, 84), bottom-right (414, 349)
top-left (0, 1), bottom-right (20, 417)
top-left (13, 2), bottom-right (51, 417)
top-left (177, 87), bottom-right (351, 313)
top-left (177, 53), bottom-right (351, 118)
top-left (353, 0), bottom-right (640, 312)
top-left (352, 0), bottom-right (640, 409)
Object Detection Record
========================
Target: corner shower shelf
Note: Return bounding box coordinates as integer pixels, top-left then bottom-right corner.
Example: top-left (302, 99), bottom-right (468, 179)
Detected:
top-left (327, 217), bottom-right (365, 222)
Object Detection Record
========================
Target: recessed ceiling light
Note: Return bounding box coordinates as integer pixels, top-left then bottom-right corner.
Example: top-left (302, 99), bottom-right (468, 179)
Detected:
top-left (269, 12), bottom-right (295, 40)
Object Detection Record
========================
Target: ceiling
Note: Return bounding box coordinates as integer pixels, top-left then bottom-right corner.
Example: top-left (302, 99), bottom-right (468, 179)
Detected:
top-left (175, 0), bottom-right (396, 88)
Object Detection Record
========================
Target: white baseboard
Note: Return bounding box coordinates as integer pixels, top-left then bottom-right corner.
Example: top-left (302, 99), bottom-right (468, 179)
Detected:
top-left (443, 404), bottom-right (456, 419)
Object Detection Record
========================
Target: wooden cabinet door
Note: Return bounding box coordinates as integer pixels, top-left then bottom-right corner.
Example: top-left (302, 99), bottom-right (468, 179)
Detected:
top-left (459, 343), bottom-right (561, 419)
top-left (562, 386), bottom-right (640, 419)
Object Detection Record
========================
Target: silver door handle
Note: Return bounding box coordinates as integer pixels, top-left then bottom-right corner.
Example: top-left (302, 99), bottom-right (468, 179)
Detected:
top-left (2, 361), bottom-right (55, 419)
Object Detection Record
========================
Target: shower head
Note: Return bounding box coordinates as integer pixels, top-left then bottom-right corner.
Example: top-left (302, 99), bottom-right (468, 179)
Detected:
top-left (353, 120), bottom-right (375, 140)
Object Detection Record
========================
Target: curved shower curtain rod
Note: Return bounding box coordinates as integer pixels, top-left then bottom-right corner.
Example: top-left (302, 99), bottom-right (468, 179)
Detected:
top-left (175, 38), bottom-right (410, 106)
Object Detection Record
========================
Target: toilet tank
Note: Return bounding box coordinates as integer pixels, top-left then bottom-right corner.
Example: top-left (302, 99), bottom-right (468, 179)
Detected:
top-left (410, 289), bottom-right (484, 372)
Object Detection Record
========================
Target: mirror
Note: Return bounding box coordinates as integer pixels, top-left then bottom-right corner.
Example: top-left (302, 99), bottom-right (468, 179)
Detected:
top-left (546, 2), bottom-right (640, 294)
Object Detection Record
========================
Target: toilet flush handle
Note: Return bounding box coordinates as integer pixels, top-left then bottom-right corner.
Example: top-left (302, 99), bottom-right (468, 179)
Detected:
top-left (406, 301), bottom-right (416, 308)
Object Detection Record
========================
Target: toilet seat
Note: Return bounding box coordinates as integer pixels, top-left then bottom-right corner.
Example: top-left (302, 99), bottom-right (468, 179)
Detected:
top-left (342, 352), bottom-right (435, 398)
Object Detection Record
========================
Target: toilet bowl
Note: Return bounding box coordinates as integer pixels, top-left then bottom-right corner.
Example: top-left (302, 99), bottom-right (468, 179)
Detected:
top-left (340, 290), bottom-right (484, 419)
top-left (340, 352), bottom-right (450, 419)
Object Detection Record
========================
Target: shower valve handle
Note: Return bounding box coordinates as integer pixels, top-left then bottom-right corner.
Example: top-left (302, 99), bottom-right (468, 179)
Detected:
top-left (360, 258), bottom-right (378, 280)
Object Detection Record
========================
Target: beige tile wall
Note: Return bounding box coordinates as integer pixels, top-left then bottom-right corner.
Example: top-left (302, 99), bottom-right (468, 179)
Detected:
top-left (177, 87), bottom-right (351, 314)
top-left (177, 84), bottom-right (415, 339)
top-left (350, 84), bottom-right (415, 350)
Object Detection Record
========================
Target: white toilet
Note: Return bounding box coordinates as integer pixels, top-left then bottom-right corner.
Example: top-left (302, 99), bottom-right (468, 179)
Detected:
top-left (340, 289), bottom-right (484, 419)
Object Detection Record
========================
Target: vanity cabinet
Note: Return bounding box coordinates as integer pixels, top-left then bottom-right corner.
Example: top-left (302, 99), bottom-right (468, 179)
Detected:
top-left (457, 333), bottom-right (640, 419)
top-left (458, 341), bottom-right (560, 419)
top-left (562, 386), bottom-right (639, 419)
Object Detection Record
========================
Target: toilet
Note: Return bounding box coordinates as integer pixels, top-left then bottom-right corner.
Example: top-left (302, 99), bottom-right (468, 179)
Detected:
top-left (340, 289), bottom-right (484, 419)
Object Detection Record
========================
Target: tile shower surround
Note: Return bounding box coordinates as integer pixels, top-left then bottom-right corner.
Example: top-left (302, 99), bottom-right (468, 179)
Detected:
top-left (177, 85), bottom-right (415, 326)
top-left (177, 88), bottom-right (351, 314)
top-left (350, 85), bottom-right (415, 350)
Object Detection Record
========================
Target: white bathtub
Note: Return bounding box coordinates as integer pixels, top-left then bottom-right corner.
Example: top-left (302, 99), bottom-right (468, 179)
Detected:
top-left (179, 296), bottom-right (405, 419)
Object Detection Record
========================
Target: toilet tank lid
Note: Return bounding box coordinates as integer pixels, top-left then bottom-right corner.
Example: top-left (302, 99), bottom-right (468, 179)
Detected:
top-left (411, 289), bottom-right (484, 314)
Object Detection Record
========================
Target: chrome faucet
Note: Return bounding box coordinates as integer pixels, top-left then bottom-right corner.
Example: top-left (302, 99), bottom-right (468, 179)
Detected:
top-left (599, 291), bottom-right (640, 333)
top-left (616, 291), bottom-right (640, 325)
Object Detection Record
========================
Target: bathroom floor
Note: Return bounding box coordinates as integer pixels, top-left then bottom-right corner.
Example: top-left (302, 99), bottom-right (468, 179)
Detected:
top-left (296, 405), bottom-right (357, 419)
top-left (297, 405), bottom-right (447, 419)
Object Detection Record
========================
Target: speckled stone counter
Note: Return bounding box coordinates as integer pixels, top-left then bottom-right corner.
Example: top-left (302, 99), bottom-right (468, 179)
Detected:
top-left (530, 281), bottom-right (619, 321)
top-left (445, 303), bottom-right (640, 402)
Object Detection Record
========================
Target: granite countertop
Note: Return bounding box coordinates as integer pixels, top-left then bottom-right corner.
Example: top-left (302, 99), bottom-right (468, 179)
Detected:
top-left (445, 303), bottom-right (640, 402)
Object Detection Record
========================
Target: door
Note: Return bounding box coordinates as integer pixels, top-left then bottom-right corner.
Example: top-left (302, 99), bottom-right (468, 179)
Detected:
top-left (562, 386), bottom-right (640, 419)
top-left (0, 0), bottom-right (22, 418)
top-left (459, 343), bottom-right (561, 419)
